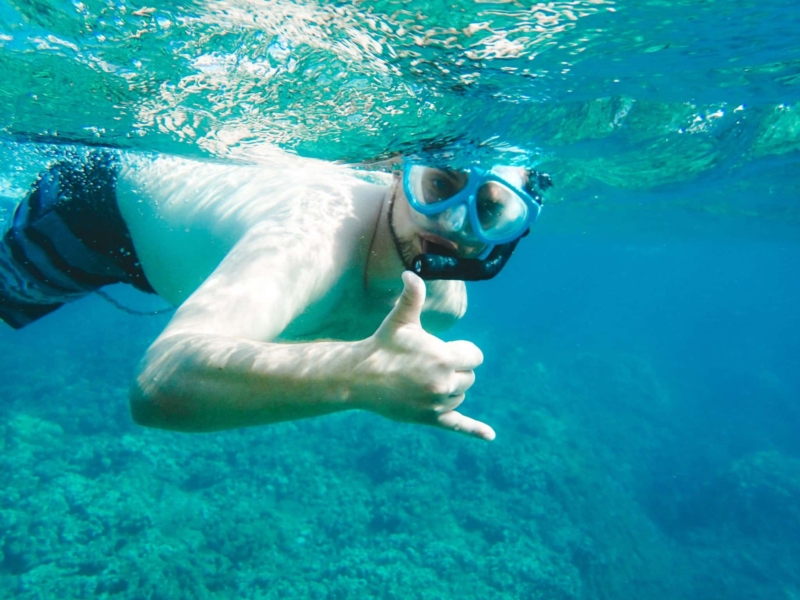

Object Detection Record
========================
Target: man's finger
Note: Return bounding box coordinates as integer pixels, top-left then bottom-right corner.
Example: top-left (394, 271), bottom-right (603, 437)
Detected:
top-left (445, 340), bottom-right (483, 370)
top-left (380, 271), bottom-right (426, 331)
top-left (449, 370), bottom-right (476, 397)
top-left (435, 411), bottom-right (496, 441)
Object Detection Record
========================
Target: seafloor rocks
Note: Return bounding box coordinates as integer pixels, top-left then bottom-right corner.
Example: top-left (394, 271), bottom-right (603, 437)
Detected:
top-left (699, 451), bottom-right (800, 537)
top-left (1, 321), bottom-right (798, 599)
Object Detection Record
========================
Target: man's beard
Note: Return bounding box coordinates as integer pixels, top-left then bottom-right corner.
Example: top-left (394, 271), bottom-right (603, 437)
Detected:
top-left (387, 190), bottom-right (416, 270)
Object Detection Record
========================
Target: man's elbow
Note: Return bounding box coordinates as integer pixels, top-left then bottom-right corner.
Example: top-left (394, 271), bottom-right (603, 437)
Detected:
top-left (129, 383), bottom-right (192, 431)
top-left (129, 383), bottom-right (166, 429)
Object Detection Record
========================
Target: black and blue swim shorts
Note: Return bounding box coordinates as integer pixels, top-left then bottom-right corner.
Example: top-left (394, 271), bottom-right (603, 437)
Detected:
top-left (0, 149), bottom-right (154, 329)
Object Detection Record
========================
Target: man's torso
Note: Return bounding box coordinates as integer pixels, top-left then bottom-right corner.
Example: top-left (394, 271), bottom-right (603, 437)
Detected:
top-left (116, 152), bottom-right (464, 342)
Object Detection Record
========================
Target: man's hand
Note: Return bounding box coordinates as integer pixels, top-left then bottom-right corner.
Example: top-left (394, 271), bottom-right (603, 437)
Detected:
top-left (354, 271), bottom-right (495, 441)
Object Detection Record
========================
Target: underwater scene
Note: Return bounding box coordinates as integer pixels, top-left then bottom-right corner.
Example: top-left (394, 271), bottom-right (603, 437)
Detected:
top-left (1, 0), bottom-right (799, 598)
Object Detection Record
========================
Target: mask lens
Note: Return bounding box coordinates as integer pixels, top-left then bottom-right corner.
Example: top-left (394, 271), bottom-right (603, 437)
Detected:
top-left (476, 181), bottom-right (529, 239)
top-left (408, 166), bottom-right (468, 206)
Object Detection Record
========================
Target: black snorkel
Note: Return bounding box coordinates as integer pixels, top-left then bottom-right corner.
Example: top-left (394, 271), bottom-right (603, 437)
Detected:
top-left (410, 233), bottom-right (525, 281)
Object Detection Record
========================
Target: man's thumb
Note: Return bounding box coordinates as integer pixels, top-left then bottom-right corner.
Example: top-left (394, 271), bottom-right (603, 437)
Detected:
top-left (385, 271), bottom-right (426, 329)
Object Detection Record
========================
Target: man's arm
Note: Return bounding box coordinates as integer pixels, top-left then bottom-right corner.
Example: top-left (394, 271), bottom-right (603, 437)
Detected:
top-left (130, 225), bottom-right (494, 440)
top-left (130, 221), bottom-right (350, 430)
top-left (131, 331), bottom-right (368, 431)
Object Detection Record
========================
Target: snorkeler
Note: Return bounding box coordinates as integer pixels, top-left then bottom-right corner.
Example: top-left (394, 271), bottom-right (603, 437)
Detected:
top-left (0, 147), bottom-right (548, 441)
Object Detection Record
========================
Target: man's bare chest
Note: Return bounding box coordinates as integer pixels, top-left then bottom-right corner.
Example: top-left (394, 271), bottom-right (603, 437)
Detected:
top-left (278, 283), bottom-right (396, 342)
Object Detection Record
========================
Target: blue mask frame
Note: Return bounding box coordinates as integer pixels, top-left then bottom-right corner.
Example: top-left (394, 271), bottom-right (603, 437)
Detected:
top-left (403, 161), bottom-right (543, 246)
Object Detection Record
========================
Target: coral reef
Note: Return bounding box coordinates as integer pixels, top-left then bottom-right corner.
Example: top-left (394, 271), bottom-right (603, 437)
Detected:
top-left (1, 302), bottom-right (798, 599)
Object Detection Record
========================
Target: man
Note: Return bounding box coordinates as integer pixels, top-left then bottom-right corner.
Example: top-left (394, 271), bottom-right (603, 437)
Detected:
top-left (0, 147), bottom-right (547, 441)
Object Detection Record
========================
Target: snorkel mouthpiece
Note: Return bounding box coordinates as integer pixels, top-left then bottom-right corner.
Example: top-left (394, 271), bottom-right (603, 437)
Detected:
top-left (411, 236), bottom-right (523, 281)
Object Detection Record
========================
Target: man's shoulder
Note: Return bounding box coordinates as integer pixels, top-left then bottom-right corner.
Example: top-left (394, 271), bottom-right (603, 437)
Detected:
top-left (118, 151), bottom-right (371, 233)
top-left (117, 150), bottom-right (386, 306)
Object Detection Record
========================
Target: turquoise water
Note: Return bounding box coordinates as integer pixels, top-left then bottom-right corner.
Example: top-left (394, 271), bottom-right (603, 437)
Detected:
top-left (1, 1), bottom-right (799, 598)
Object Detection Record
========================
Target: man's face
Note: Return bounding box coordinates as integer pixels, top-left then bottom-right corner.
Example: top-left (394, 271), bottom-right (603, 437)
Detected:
top-left (389, 165), bottom-right (536, 265)
top-left (388, 173), bottom-right (488, 268)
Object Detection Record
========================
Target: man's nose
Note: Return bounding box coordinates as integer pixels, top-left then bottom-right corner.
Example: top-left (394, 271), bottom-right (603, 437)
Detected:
top-left (438, 204), bottom-right (467, 233)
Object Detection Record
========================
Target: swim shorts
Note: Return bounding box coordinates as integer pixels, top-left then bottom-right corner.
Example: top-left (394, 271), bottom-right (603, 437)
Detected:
top-left (0, 149), bottom-right (154, 329)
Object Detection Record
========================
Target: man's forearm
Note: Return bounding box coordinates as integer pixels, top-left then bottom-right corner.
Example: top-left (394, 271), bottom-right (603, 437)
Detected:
top-left (130, 333), bottom-right (365, 432)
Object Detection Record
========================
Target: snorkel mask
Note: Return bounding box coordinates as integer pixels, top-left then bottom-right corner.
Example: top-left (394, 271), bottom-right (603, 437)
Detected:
top-left (402, 159), bottom-right (550, 281)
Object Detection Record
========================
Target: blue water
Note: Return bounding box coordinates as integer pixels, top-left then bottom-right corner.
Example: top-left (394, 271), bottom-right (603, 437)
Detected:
top-left (1, 0), bottom-right (799, 598)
